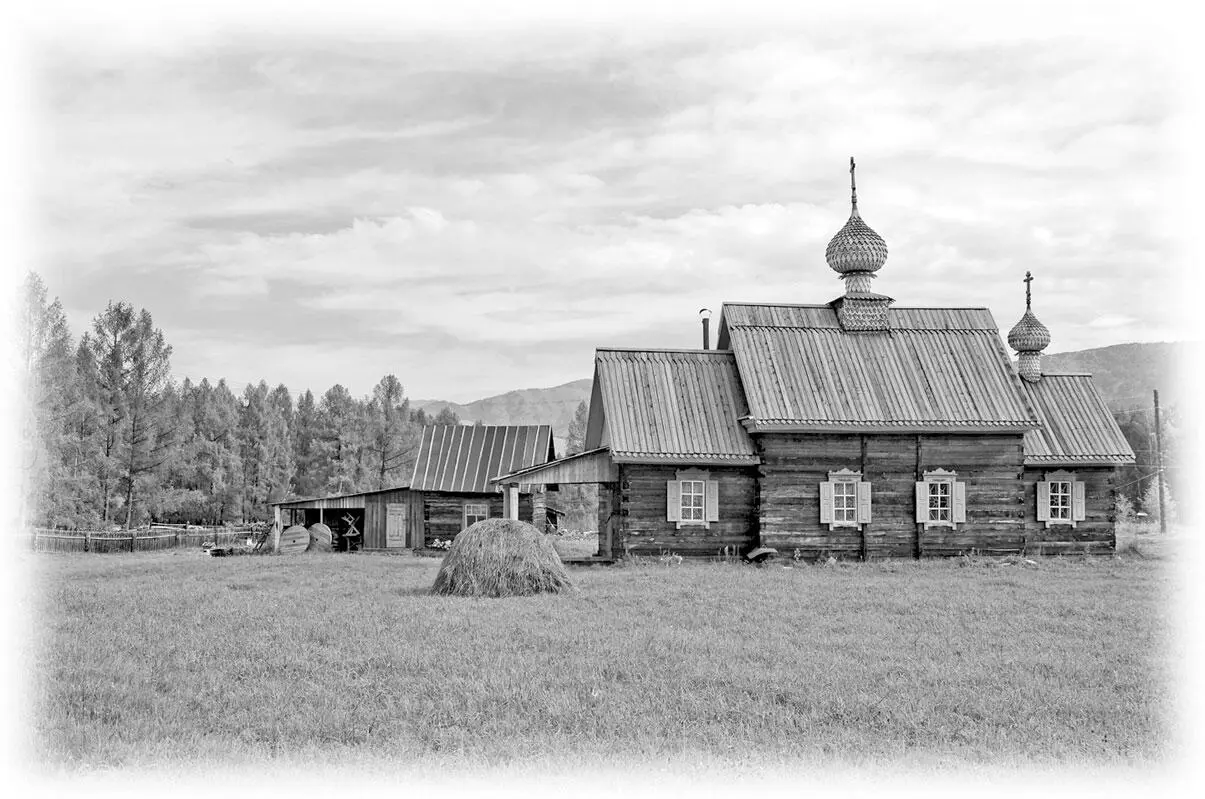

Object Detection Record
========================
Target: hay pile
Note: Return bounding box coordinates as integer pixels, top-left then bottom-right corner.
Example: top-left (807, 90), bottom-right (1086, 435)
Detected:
top-left (431, 518), bottom-right (573, 598)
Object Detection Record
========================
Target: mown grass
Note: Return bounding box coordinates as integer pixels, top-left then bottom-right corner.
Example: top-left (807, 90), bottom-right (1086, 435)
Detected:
top-left (22, 546), bottom-right (1179, 777)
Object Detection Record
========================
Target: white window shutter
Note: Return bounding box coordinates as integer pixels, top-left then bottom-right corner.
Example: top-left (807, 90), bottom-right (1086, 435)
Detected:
top-left (1072, 481), bottom-right (1086, 521)
top-left (819, 481), bottom-right (834, 523)
top-left (857, 481), bottom-right (872, 524)
top-left (953, 481), bottom-right (967, 524)
top-left (1036, 481), bottom-right (1050, 522)
top-left (705, 480), bottom-right (719, 523)
top-left (914, 482), bottom-right (927, 524)
top-left (666, 481), bottom-right (680, 522)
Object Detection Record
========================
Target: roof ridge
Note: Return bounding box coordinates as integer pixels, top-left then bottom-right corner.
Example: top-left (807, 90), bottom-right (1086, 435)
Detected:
top-left (596, 347), bottom-right (735, 355)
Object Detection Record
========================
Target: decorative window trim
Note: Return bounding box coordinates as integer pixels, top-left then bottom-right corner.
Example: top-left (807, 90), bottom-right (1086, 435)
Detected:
top-left (1037, 470), bottom-right (1085, 528)
top-left (819, 468), bottom-right (871, 530)
top-left (915, 468), bottom-right (967, 529)
top-left (666, 469), bottom-right (719, 529)
top-left (463, 502), bottom-right (490, 530)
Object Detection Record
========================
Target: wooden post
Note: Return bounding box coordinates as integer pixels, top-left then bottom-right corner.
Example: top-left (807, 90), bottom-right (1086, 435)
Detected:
top-left (503, 483), bottom-right (519, 520)
top-left (860, 434), bottom-right (869, 562)
top-left (1153, 389), bottom-right (1167, 535)
top-left (914, 434), bottom-right (923, 560)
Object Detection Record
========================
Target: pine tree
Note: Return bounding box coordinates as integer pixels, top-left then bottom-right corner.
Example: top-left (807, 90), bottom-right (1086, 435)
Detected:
top-left (365, 374), bottom-right (419, 489)
top-left (83, 302), bottom-right (174, 528)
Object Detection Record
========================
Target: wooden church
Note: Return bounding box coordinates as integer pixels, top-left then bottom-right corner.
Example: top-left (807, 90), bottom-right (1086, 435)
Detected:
top-left (494, 160), bottom-right (1135, 560)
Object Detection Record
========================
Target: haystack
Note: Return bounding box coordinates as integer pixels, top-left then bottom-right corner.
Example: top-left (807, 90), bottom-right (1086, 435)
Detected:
top-left (308, 523), bottom-right (332, 552)
top-left (431, 518), bottom-right (573, 598)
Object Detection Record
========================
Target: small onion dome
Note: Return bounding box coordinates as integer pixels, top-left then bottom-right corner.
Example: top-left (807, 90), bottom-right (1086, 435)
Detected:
top-left (825, 210), bottom-right (889, 274)
top-left (1007, 308), bottom-right (1051, 353)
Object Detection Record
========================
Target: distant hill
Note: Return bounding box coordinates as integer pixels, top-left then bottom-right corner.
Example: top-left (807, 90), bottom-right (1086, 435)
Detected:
top-left (413, 378), bottom-right (593, 448)
top-left (412, 343), bottom-right (1190, 448)
top-left (1041, 342), bottom-right (1190, 411)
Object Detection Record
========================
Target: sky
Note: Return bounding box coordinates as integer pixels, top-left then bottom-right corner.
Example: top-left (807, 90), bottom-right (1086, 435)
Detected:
top-left (8, 1), bottom-right (1199, 404)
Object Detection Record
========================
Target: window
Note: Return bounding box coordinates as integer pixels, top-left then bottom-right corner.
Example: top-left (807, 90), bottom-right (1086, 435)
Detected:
top-left (1037, 471), bottom-right (1085, 527)
top-left (927, 479), bottom-right (952, 523)
top-left (463, 502), bottom-right (489, 530)
top-left (915, 469), bottom-right (966, 528)
top-left (680, 480), bottom-right (705, 522)
top-left (819, 469), bottom-right (871, 529)
top-left (666, 469), bottom-right (719, 528)
top-left (1048, 481), bottom-right (1072, 521)
top-left (834, 481), bottom-right (857, 523)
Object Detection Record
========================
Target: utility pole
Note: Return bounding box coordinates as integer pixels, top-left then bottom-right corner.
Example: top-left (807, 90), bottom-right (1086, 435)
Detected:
top-left (1153, 389), bottom-right (1167, 535)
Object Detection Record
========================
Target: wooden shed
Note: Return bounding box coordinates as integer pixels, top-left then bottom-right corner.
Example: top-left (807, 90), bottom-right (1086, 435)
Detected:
top-left (271, 486), bottom-right (423, 551)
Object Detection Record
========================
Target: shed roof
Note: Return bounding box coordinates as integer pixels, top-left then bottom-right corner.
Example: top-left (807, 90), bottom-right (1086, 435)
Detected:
top-left (410, 424), bottom-right (556, 493)
top-left (588, 348), bottom-right (760, 464)
top-left (718, 302), bottom-right (1039, 432)
top-left (271, 485), bottom-right (409, 509)
top-left (1020, 374), bottom-right (1136, 465)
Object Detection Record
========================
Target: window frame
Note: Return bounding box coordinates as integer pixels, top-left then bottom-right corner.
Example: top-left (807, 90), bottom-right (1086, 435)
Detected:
top-left (820, 468), bottom-right (870, 530)
top-left (668, 469), bottom-right (719, 529)
top-left (917, 468), bottom-right (965, 529)
top-left (1039, 470), bottom-right (1085, 528)
top-left (463, 502), bottom-right (490, 530)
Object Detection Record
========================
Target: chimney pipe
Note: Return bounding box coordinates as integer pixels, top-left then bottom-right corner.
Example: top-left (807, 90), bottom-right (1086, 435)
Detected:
top-left (699, 308), bottom-right (712, 349)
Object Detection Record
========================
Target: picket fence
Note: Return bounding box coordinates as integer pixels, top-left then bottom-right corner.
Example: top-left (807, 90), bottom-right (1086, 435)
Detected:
top-left (29, 524), bottom-right (261, 554)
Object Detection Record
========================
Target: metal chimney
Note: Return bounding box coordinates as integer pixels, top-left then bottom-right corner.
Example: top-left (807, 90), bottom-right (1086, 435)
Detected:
top-left (699, 308), bottom-right (712, 350)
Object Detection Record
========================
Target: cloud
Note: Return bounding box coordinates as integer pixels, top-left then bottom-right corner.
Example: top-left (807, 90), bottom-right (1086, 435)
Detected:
top-left (25, 15), bottom-right (1190, 402)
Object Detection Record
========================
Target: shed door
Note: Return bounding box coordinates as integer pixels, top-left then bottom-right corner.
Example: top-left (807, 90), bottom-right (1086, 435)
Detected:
top-left (385, 503), bottom-right (408, 548)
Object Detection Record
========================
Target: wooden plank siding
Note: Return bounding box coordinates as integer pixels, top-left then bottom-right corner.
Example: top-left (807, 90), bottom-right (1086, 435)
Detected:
top-left (757, 433), bottom-right (1030, 560)
top-left (613, 464), bottom-right (758, 558)
top-left (361, 489), bottom-right (425, 550)
top-left (1021, 466), bottom-right (1116, 555)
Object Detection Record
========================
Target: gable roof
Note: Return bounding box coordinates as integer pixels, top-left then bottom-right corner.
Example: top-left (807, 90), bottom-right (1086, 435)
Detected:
top-left (1020, 374), bottom-right (1136, 465)
top-left (410, 424), bottom-right (555, 493)
top-left (718, 302), bottom-right (1039, 432)
top-left (585, 348), bottom-right (759, 464)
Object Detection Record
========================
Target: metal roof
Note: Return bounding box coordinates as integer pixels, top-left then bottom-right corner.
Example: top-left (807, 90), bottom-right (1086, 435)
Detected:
top-left (720, 303), bottom-right (1039, 431)
top-left (271, 485), bottom-right (409, 508)
top-left (1021, 374), bottom-right (1136, 465)
top-left (410, 424), bottom-right (556, 493)
top-left (593, 348), bottom-right (760, 464)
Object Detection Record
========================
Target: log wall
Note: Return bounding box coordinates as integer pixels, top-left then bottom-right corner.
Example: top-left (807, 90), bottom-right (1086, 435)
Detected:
top-left (615, 464), bottom-right (758, 557)
top-left (757, 433), bottom-right (1032, 560)
top-left (423, 492), bottom-right (535, 546)
top-left (1021, 466), bottom-right (1116, 555)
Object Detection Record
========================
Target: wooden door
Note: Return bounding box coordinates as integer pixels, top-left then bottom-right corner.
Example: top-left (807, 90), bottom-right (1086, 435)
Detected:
top-left (385, 503), bottom-right (408, 548)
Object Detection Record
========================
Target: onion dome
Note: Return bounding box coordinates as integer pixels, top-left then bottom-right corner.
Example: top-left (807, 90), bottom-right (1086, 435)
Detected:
top-left (826, 157), bottom-right (888, 275)
top-left (1007, 309), bottom-right (1051, 352)
top-left (1007, 271), bottom-right (1051, 353)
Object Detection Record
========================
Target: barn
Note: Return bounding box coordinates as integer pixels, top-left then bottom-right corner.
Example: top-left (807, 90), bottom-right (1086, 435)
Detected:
top-left (270, 424), bottom-right (559, 551)
top-left (492, 160), bottom-right (1135, 559)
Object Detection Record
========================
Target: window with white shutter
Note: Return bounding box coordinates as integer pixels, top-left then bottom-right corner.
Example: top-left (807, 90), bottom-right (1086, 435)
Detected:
top-left (1038, 470), bottom-right (1085, 527)
top-left (820, 469), bottom-right (871, 530)
top-left (668, 469), bottom-right (719, 529)
top-left (916, 469), bottom-right (966, 529)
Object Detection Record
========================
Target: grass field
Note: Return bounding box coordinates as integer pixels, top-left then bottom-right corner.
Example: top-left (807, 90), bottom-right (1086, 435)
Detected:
top-left (21, 542), bottom-right (1181, 779)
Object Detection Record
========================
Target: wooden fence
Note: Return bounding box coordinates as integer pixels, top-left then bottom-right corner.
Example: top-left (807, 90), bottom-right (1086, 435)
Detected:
top-left (28, 524), bottom-right (261, 554)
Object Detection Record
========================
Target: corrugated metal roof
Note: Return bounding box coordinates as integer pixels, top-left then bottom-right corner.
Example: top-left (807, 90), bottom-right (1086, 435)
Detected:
top-left (594, 348), bottom-right (760, 464)
top-left (410, 425), bottom-right (556, 493)
top-left (1021, 374), bottom-right (1136, 465)
top-left (721, 303), bottom-right (1038, 430)
top-left (271, 485), bottom-right (409, 508)
top-left (719, 302), bottom-right (998, 334)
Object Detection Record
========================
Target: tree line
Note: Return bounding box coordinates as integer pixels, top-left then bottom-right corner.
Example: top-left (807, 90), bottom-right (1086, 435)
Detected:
top-left (17, 272), bottom-right (459, 530)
